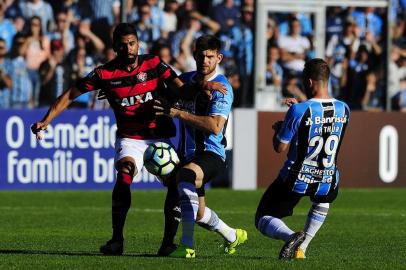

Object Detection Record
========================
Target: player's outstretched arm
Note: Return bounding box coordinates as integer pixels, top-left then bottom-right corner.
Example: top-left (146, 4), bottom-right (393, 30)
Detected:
top-left (154, 99), bottom-right (226, 135)
top-left (31, 87), bottom-right (82, 140)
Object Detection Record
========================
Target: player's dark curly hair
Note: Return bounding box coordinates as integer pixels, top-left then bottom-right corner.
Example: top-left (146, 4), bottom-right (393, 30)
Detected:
top-left (303, 58), bottom-right (330, 82)
top-left (194, 35), bottom-right (222, 53)
top-left (112, 23), bottom-right (138, 50)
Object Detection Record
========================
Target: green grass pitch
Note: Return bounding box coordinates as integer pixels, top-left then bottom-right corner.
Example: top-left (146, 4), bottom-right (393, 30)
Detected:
top-left (0, 188), bottom-right (405, 270)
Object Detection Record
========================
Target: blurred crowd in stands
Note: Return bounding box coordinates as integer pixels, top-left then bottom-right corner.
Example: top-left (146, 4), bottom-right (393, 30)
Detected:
top-left (0, 0), bottom-right (254, 109)
top-left (266, 2), bottom-right (406, 111)
top-left (0, 0), bottom-right (405, 111)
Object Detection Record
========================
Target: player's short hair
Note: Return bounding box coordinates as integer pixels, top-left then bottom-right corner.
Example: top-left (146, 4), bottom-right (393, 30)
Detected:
top-left (194, 35), bottom-right (222, 53)
top-left (303, 58), bottom-right (330, 82)
top-left (112, 23), bottom-right (138, 45)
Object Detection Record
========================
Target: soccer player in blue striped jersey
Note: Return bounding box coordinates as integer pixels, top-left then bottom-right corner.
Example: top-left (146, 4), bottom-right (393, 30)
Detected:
top-left (155, 35), bottom-right (247, 258)
top-left (255, 58), bottom-right (350, 260)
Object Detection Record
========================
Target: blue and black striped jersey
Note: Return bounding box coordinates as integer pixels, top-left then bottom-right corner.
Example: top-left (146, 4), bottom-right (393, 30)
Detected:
top-left (178, 71), bottom-right (233, 161)
top-left (277, 98), bottom-right (350, 196)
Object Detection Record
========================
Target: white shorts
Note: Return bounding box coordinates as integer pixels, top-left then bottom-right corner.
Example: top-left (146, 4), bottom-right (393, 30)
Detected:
top-left (114, 137), bottom-right (174, 173)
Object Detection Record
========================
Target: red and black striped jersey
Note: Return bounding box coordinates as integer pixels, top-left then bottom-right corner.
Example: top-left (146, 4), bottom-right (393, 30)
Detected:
top-left (76, 54), bottom-right (177, 139)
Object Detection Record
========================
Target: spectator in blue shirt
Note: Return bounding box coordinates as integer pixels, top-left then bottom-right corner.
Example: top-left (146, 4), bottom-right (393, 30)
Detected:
top-left (147, 0), bottom-right (165, 35)
top-left (351, 7), bottom-right (383, 40)
top-left (232, 5), bottom-right (253, 77)
top-left (0, 37), bottom-right (12, 108)
top-left (19, 0), bottom-right (54, 34)
top-left (0, 2), bottom-right (16, 51)
top-left (88, 0), bottom-right (118, 26)
top-left (4, 0), bottom-right (23, 19)
top-left (88, 0), bottom-right (119, 48)
top-left (53, 0), bottom-right (92, 28)
top-left (48, 10), bottom-right (75, 54)
top-left (266, 46), bottom-right (283, 87)
top-left (170, 15), bottom-right (203, 58)
top-left (9, 33), bottom-right (33, 108)
top-left (230, 4), bottom-right (254, 106)
top-left (134, 2), bottom-right (161, 50)
top-left (326, 7), bottom-right (345, 42)
top-left (211, 0), bottom-right (241, 33)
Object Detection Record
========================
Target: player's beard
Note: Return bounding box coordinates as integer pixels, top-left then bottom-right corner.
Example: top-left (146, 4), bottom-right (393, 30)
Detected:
top-left (198, 64), bottom-right (215, 76)
top-left (118, 53), bottom-right (137, 65)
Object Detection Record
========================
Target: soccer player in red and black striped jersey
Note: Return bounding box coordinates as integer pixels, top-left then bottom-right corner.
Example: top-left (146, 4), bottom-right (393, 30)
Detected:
top-left (31, 23), bottom-right (226, 256)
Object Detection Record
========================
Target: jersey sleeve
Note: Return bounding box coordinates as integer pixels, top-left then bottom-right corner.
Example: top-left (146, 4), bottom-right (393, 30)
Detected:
top-left (208, 82), bottom-right (233, 119)
top-left (75, 68), bottom-right (102, 93)
top-left (277, 105), bottom-right (301, 144)
top-left (157, 57), bottom-right (177, 84)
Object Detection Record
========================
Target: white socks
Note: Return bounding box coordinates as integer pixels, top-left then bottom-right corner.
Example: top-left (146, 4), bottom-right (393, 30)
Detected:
top-left (300, 202), bottom-right (329, 252)
top-left (197, 206), bottom-right (236, 243)
top-left (257, 215), bottom-right (294, 242)
top-left (257, 203), bottom-right (330, 253)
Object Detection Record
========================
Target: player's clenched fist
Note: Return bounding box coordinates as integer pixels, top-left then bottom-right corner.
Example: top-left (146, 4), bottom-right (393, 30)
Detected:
top-left (31, 122), bottom-right (48, 140)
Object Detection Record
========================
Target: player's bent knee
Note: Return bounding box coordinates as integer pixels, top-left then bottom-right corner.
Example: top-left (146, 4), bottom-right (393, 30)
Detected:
top-left (124, 161), bottom-right (137, 175)
top-left (117, 161), bottom-right (137, 185)
top-left (196, 207), bottom-right (205, 221)
top-left (117, 160), bottom-right (137, 174)
top-left (116, 161), bottom-right (136, 185)
top-left (176, 167), bottom-right (197, 185)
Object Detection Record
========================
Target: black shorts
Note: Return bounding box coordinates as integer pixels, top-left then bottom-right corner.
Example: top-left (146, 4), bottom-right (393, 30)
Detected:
top-left (255, 176), bottom-right (338, 221)
top-left (189, 151), bottom-right (225, 197)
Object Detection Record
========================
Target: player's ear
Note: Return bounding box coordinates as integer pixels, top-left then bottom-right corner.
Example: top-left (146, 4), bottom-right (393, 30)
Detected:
top-left (217, 52), bottom-right (223, 64)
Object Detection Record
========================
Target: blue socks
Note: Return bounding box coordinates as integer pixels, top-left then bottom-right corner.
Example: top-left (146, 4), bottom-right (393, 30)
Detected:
top-left (178, 182), bottom-right (199, 248)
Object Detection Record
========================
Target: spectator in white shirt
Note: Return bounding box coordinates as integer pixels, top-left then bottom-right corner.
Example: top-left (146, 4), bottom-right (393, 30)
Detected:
top-left (278, 17), bottom-right (310, 73)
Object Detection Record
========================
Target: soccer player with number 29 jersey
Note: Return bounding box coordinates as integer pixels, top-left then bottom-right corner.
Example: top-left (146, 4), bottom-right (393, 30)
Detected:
top-left (255, 59), bottom-right (350, 260)
top-left (31, 23), bottom-right (226, 256)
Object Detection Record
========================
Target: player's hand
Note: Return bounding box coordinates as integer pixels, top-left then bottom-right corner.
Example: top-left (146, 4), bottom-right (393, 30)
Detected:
top-left (202, 81), bottom-right (227, 95)
top-left (154, 99), bottom-right (176, 117)
top-left (272, 121), bottom-right (283, 132)
top-left (31, 121), bottom-right (48, 140)
top-left (97, 89), bottom-right (107, 100)
top-left (282, 98), bottom-right (298, 107)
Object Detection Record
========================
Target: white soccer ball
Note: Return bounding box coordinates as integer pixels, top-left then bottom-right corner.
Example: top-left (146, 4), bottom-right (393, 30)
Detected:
top-left (143, 142), bottom-right (180, 176)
